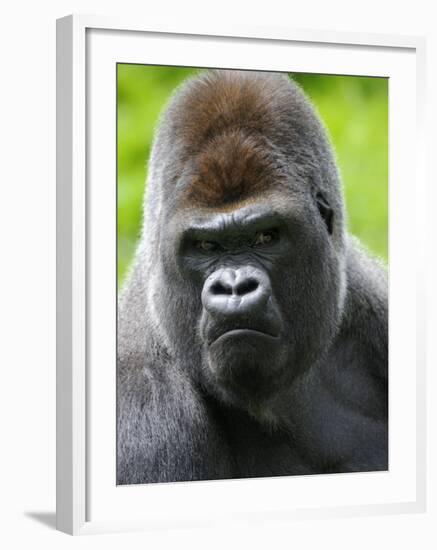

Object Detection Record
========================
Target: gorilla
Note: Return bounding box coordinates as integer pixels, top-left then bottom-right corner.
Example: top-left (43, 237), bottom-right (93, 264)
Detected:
top-left (117, 70), bottom-right (388, 484)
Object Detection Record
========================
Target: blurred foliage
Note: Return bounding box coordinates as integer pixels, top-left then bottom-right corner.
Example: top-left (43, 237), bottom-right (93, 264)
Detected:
top-left (117, 65), bottom-right (388, 285)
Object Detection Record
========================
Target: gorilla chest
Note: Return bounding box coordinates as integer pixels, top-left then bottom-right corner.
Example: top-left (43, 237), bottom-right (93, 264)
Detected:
top-left (218, 409), bottom-right (315, 477)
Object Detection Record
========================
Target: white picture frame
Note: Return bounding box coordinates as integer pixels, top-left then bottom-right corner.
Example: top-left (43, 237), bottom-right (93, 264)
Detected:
top-left (56, 14), bottom-right (427, 536)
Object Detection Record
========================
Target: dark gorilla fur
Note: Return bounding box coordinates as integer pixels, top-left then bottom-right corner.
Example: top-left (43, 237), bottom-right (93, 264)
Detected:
top-left (117, 70), bottom-right (388, 484)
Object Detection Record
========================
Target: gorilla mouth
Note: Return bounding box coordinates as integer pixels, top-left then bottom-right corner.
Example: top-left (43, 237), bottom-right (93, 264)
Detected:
top-left (211, 327), bottom-right (280, 346)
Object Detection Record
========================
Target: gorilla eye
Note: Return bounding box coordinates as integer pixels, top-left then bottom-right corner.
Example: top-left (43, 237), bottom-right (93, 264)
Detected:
top-left (195, 240), bottom-right (220, 253)
top-left (253, 230), bottom-right (278, 247)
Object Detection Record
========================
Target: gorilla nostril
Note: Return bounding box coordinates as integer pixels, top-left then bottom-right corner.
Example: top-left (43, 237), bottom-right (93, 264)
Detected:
top-left (210, 281), bottom-right (233, 296)
top-left (236, 278), bottom-right (259, 296)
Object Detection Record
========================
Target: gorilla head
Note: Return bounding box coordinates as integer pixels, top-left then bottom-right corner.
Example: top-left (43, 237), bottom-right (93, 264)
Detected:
top-left (128, 70), bottom-right (347, 414)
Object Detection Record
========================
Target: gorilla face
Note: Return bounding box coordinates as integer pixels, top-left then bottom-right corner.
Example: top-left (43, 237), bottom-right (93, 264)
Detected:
top-left (159, 187), bottom-right (345, 412)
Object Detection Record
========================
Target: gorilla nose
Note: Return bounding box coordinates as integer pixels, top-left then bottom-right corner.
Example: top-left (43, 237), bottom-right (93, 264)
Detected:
top-left (201, 267), bottom-right (271, 318)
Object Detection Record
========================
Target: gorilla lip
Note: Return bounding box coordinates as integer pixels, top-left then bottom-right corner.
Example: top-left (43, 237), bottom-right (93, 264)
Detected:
top-left (211, 327), bottom-right (280, 346)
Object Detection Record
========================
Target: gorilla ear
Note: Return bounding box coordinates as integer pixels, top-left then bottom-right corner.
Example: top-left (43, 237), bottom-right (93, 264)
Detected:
top-left (315, 192), bottom-right (334, 235)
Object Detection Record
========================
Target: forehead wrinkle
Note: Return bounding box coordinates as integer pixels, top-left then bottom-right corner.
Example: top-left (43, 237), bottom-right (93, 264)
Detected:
top-left (191, 196), bottom-right (260, 214)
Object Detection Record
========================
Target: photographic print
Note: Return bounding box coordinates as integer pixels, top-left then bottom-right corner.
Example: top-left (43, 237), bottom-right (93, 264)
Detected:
top-left (116, 66), bottom-right (388, 485)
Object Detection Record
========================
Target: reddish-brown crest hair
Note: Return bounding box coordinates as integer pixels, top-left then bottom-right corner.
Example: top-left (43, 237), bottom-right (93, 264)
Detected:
top-left (173, 70), bottom-right (291, 209)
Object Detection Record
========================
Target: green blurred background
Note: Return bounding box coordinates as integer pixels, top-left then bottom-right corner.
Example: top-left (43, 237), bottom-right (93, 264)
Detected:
top-left (117, 65), bottom-right (388, 285)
